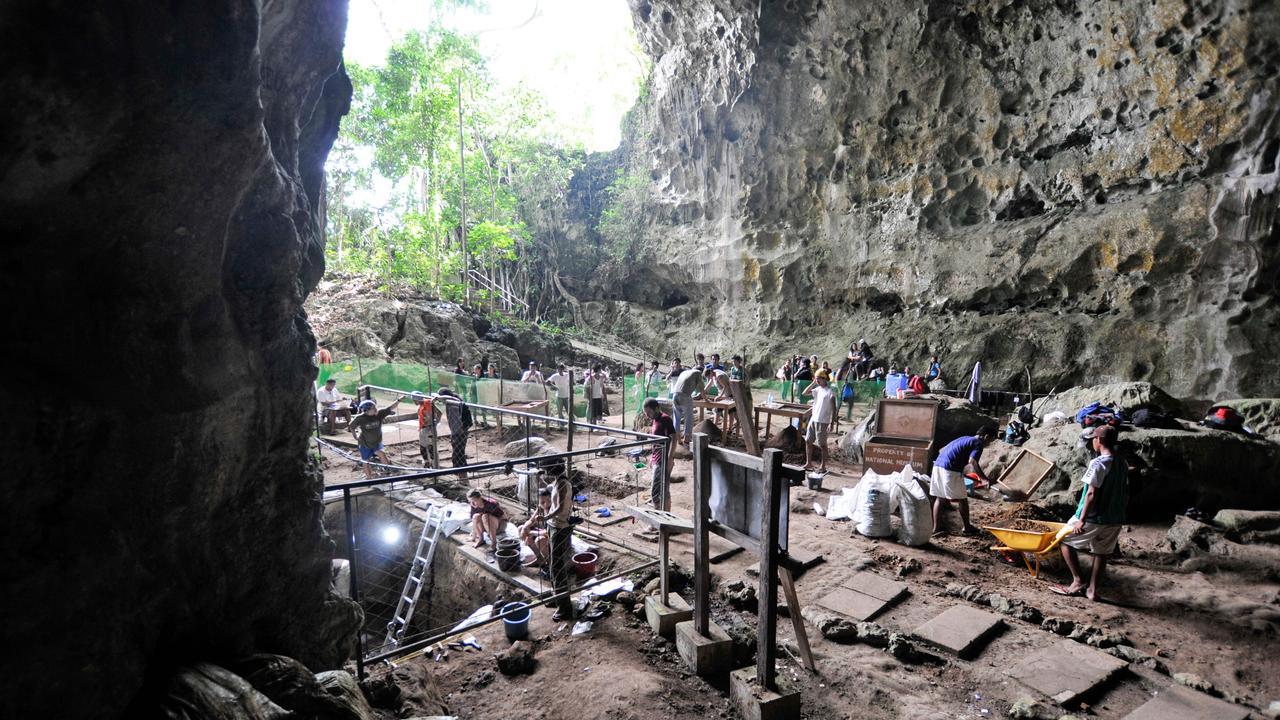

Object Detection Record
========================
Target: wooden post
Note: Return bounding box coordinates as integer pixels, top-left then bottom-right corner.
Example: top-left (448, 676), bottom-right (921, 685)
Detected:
top-left (692, 432), bottom-right (712, 636)
top-left (779, 566), bottom-right (815, 671)
top-left (730, 379), bottom-right (761, 455)
top-left (565, 368), bottom-right (576, 453)
top-left (756, 448), bottom-right (783, 690)
top-left (659, 527), bottom-right (670, 606)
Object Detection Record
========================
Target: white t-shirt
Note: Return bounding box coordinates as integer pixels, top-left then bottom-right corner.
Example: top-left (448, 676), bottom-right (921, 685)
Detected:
top-left (585, 373), bottom-right (605, 399)
top-left (809, 385), bottom-right (837, 424)
top-left (316, 386), bottom-right (342, 408)
top-left (521, 370), bottom-right (544, 384)
top-left (546, 372), bottom-right (571, 397)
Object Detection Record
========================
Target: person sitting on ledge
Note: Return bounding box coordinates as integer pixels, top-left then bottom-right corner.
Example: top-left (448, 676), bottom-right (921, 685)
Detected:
top-left (519, 487), bottom-right (552, 567)
top-left (468, 489), bottom-right (506, 554)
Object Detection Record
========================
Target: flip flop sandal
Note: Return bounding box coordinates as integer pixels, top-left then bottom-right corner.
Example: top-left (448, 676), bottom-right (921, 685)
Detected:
top-left (1051, 585), bottom-right (1085, 597)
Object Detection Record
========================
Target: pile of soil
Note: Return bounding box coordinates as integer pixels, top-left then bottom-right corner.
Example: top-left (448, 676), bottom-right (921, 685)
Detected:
top-left (988, 502), bottom-right (1060, 524)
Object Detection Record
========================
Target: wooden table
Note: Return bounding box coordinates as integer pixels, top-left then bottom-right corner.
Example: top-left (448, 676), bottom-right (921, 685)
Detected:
top-left (753, 401), bottom-right (813, 441)
top-left (502, 399), bottom-right (550, 433)
top-left (693, 397), bottom-right (737, 438)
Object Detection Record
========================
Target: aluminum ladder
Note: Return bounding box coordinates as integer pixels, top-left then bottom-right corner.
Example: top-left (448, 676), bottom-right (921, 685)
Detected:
top-left (384, 503), bottom-right (449, 649)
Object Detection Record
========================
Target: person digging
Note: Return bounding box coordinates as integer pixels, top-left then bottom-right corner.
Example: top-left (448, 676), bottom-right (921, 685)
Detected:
top-left (1053, 424), bottom-right (1128, 602)
top-left (467, 489), bottom-right (506, 556)
top-left (929, 426), bottom-right (996, 536)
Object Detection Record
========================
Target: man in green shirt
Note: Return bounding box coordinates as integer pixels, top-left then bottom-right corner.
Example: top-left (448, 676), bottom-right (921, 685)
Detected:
top-left (1054, 425), bottom-right (1128, 601)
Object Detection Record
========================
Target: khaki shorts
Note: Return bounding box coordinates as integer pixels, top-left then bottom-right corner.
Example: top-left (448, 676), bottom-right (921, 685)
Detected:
top-left (804, 421), bottom-right (830, 445)
top-left (929, 466), bottom-right (967, 500)
top-left (1062, 522), bottom-right (1121, 556)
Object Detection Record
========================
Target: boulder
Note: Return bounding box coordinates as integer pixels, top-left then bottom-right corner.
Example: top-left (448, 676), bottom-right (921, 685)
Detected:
top-left (984, 420), bottom-right (1280, 519)
top-left (765, 424), bottom-right (803, 453)
top-left (720, 579), bottom-right (758, 611)
top-left (154, 664), bottom-right (289, 719)
top-left (1021, 382), bottom-right (1186, 420)
top-left (494, 641), bottom-right (536, 676)
top-left (502, 437), bottom-right (554, 458)
top-left (1213, 509), bottom-right (1280, 534)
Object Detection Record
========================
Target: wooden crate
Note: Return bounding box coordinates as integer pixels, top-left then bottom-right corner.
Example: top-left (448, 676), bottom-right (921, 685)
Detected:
top-left (864, 398), bottom-right (939, 475)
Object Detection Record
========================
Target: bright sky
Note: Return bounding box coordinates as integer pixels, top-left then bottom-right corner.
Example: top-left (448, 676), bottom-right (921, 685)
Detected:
top-left (344, 0), bottom-right (646, 151)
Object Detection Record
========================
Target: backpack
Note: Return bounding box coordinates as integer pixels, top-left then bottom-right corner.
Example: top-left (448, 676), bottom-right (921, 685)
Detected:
top-left (1132, 408), bottom-right (1179, 429)
top-left (841, 382), bottom-right (854, 401)
top-left (1202, 406), bottom-right (1244, 433)
top-left (907, 375), bottom-right (927, 395)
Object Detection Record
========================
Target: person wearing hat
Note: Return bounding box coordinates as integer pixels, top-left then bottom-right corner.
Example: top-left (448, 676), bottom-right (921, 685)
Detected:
top-left (521, 361), bottom-right (544, 385)
top-left (930, 426), bottom-right (997, 536)
top-left (349, 395), bottom-right (404, 478)
top-left (412, 391), bottom-right (441, 468)
top-left (1055, 424), bottom-right (1129, 601)
top-left (802, 370), bottom-right (837, 472)
top-left (316, 378), bottom-right (350, 435)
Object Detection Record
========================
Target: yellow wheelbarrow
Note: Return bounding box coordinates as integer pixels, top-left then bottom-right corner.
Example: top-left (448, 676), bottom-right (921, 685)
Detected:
top-left (983, 519), bottom-right (1073, 578)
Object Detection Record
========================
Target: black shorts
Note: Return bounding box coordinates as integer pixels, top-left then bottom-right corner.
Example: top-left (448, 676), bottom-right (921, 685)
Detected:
top-left (590, 398), bottom-right (604, 418)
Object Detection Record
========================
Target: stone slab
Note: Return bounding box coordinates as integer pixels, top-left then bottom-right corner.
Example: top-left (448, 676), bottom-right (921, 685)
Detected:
top-left (910, 605), bottom-right (1004, 659)
top-left (676, 620), bottom-right (734, 676)
top-left (644, 594), bottom-right (692, 639)
top-left (815, 587), bottom-right (895, 622)
top-left (1006, 640), bottom-right (1128, 705)
top-left (842, 571), bottom-right (908, 603)
top-left (729, 666), bottom-right (801, 720)
top-left (1123, 685), bottom-right (1250, 720)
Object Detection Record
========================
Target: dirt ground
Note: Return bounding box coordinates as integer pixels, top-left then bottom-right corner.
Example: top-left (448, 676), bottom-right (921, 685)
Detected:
top-left (325, 410), bottom-right (1280, 720)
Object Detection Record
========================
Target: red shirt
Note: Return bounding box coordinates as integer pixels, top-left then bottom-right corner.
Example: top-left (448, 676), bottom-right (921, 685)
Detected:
top-left (417, 400), bottom-right (435, 429)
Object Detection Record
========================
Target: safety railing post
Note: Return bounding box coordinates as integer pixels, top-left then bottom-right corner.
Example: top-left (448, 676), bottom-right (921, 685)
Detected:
top-left (343, 488), bottom-right (365, 679)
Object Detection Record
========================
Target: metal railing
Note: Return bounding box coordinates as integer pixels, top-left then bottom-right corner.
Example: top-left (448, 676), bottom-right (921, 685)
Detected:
top-left (321, 388), bottom-right (668, 678)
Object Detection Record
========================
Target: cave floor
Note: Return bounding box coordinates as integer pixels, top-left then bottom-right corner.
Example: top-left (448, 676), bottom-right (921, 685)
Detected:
top-left (331, 418), bottom-right (1279, 719)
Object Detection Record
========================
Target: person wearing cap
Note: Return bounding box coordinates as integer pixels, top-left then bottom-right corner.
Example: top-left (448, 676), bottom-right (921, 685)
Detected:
top-left (316, 378), bottom-right (350, 435)
top-left (930, 426), bottom-right (997, 536)
top-left (1054, 425), bottom-right (1128, 601)
top-left (802, 370), bottom-right (837, 472)
top-left (521, 361), bottom-right (544, 384)
top-left (412, 391), bottom-right (441, 468)
top-left (519, 487), bottom-right (553, 568)
top-left (467, 489), bottom-right (507, 554)
top-left (349, 395), bottom-right (404, 478)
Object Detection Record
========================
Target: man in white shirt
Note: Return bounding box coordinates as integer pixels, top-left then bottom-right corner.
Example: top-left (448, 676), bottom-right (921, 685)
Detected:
top-left (521, 361), bottom-right (544, 384)
top-left (802, 370), bottom-right (837, 472)
top-left (670, 366), bottom-right (707, 444)
top-left (545, 364), bottom-right (572, 418)
top-left (705, 366), bottom-right (737, 436)
top-left (584, 364), bottom-right (608, 424)
top-left (316, 378), bottom-right (350, 434)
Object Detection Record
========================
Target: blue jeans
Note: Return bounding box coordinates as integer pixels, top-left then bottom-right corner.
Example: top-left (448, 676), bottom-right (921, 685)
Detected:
top-left (672, 392), bottom-right (694, 442)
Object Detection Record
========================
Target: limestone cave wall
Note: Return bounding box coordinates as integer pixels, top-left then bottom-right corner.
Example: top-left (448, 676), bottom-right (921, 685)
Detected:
top-left (591, 0), bottom-right (1279, 401)
top-left (0, 2), bottom-right (359, 717)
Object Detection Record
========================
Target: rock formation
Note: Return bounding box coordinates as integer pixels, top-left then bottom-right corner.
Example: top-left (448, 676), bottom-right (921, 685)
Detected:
top-left (0, 2), bottom-right (358, 717)
top-left (580, 0), bottom-right (1280, 404)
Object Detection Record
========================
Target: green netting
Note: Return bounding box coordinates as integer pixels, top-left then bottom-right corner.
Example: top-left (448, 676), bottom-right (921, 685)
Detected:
top-left (618, 375), bottom-right (887, 405)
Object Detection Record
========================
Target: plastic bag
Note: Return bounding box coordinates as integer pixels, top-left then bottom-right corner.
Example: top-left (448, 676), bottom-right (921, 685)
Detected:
top-left (891, 467), bottom-right (931, 547)
top-left (853, 470), bottom-right (894, 537)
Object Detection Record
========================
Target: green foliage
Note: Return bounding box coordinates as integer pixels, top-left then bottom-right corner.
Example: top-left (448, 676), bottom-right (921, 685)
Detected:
top-left (597, 169), bottom-right (651, 263)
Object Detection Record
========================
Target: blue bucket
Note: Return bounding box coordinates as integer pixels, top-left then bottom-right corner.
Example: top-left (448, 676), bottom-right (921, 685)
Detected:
top-left (502, 601), bottom-right (531, 641)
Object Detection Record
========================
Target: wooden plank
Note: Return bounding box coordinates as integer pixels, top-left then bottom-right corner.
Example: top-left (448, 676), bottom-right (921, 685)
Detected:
top-left (624, 505), bottom-right (694, 534)
top-left (693, 432), bottom-right (712, 635)
top-left (730, 380), bottom-right (761, 455)
top-left (709, 443), bottom-right (765, 472)
top-left (708, 520), bottom-right (762, 556)
top-left (779, 566), bottom-right (815, 671)
top-left (756, 448), bottom-right (783, 690)
top-left (710, 545), bottom-right (745, 564)
top-left (659, 527), bottom-right (670, 606)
